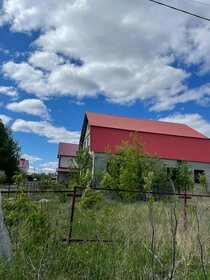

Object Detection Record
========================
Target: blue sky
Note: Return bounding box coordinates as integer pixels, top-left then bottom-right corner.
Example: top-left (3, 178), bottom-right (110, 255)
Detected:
top-left (1, 0), bottom-right (210, 173)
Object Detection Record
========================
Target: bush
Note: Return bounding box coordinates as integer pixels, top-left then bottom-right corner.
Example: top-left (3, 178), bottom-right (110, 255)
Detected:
top-left (101, 133), bottom-right (171, 201)
top-left (79, 187), bottom-right (104, 209)
top-left (3, 190), bottom-right (52, 250)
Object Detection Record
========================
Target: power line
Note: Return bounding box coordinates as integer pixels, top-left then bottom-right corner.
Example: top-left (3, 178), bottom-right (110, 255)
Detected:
top-left (148, 0), bottom-right (210, 22)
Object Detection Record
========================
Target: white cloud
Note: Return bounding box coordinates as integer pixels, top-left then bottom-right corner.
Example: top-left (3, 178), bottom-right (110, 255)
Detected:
top-left (6, 99), bottom-right (50, 119)
top-left (21, 153), bottom-right (42, 163)
top-left (150, 83), bottom-right (210, 111)
top-left (40, 161), bottom-right (58, 173)
top-left (159, 113), bottom-right (210, 138)
top-left (2, 62), bottom-right (52, 98)
top-left (28, 166), bottom-right (35, 171)
top-left (0, 114), bottom-right (12, 125)
top-left (29, 51), bottom-right (64, 71)
top-left (11, 119), bottom-right (80, 143)
top-left (0, 47), bottom-right (9, 54)
top-left (1, 0), bottom-right (210, 110)
top-left (40, 161), bottom-right (58, 168)
top-left (0, 86), bottom-right (18, 97)
top-left (41, 167), bottom-right (56, 173)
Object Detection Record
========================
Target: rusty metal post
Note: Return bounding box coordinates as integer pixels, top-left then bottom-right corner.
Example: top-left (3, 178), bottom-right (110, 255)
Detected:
top-left (183, 189), bottom-right (187, 231)
top-left (179, 189), bottom-right (191, 231)
top-left (68, 186), bottom-right (77, 244)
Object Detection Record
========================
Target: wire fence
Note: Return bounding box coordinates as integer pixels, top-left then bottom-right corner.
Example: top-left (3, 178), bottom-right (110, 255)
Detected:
top-left (1, 185), bottom-right (210, 279)
top-left (68, 187), bottom-right (210, 241)
top-left (67, 186), bottom-right (210, 279)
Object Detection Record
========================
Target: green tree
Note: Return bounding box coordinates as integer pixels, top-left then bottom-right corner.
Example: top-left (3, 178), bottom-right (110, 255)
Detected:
top-left (0, 121), bottom-right (21, 183)
top-left (68, 148), bottom-right (104, 207)
top-left (68, 148), bottom-right (93, 188)
top-left (101, 132), bottom-right (170, 200)
top-left (0, 170), bottom-right (6, 184)
top-left (169, 160), bottom-right (194, 193)
top-left (198, 173), bottom-right (208, 192)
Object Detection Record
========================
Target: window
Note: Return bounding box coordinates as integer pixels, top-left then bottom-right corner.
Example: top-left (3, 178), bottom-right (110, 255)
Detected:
top-left (194, 170), bottom-right (204, 183)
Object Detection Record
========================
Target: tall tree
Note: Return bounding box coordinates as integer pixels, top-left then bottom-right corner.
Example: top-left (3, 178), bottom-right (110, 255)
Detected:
top-left (0, 121), bottom-right (21, 182)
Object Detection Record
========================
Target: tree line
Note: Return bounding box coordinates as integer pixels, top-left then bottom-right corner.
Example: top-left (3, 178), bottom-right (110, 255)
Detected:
top-left (0, 121), bottom-right (20, 184)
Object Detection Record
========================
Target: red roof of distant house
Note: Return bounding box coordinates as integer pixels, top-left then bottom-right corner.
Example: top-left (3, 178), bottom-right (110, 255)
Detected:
top-left (86, 112), bottom-right (207, 139)
top-left (58, 143), bottom-right (79, 157)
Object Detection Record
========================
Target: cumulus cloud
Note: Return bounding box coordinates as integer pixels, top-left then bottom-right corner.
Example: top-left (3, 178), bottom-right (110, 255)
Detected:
top-left (2, 62), bottom-right (52, 98)
top-left (159, 113), bottom-right (210, 138)
top-left (29, 51), bottom-right (64, 71)
top-left (11, 119), bottom-right (80, 143)
top-left (0, 114), bottom-right (12, 125)
top-left (6, 99), bottom-right (50, 119)
top-left (21, 153), bottom-right (42, 163)
top-left (1, 0), bottom-right (210, 110)
top-left (40, 161), bottom-right (58, 173)
top-left (0, 86), bottom-right (18, 97)
top-left (40, 161), bottom-right (58, 168)
top-left (150, 83), bottom-right (210, 111)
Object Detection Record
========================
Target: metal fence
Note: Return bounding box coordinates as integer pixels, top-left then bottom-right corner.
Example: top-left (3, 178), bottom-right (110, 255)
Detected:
top-left (68, 187), bottom-right (210, 243)
top-left (1, 186), bottom-right (209, 279)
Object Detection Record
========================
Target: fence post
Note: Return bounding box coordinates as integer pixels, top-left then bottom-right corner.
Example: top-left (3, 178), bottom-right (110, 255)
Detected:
top-left (184, 189), bottom-right (187, 231)
top-left (68, 186), bottom-right (77, 244)
top-left (179, 189), bottom-right (191, 231)
top-left (8, 184), bottom-right (10, 198)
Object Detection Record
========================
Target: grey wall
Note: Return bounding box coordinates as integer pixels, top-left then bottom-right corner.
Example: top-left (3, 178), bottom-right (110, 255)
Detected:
top-left (162, 158), bottom-right (210, 189)
top-left (92, 152), bottom-right (210, 190)
top-left (57, 172), bottom-right (69, 184)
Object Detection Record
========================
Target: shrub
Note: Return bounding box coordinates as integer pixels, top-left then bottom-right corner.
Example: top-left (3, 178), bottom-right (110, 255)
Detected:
top-left (101, 133), bottom-right (170, 201)
top-left (3, 190), bottom-right (52, 250)
top-left (79, 187), bottom-right (104, 209)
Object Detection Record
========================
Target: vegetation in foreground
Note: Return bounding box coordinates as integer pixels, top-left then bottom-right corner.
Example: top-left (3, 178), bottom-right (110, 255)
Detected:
top-left (0, 190), bottom-right (209, 280)
top-left (1, 133), bottom-right (209, 279)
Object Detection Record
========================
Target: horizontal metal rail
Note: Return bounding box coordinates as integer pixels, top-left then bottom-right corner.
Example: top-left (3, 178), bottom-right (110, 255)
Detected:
top-left (0, 190), bottom-right (75, 194)
top-left (75, 186), bottom-right (210, 198)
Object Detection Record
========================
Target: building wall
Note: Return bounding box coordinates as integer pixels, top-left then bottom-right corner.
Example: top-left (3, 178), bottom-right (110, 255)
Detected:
top-left (90, 126), bottom-right (210, 164)
top-left (57, 171), bottom-right (69, 184)
top-left (91, 152), bottom-right (210, 189)
top-left (60, 156), bottom-right (76, 168)
top-left (82, 123), bottom-right (90, 149)
top-left (162, 159), bottom-right (210, 188)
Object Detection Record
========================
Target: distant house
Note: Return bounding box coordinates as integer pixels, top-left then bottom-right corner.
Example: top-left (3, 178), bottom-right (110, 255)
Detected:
top-left (18, 158), bottom-right (29, 173)
top-left (57, 142), bottom-right (79, 184)
top-left (79, 112), bottom-right (210, 189)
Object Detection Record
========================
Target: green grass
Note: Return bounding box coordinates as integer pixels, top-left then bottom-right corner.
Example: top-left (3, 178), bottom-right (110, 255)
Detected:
top-left (0, 193), bottom-right (209, 279)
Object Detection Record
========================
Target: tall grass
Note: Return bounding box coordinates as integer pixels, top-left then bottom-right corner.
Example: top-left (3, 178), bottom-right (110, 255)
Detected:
top-left (0, 193), bottom-right (209, 279)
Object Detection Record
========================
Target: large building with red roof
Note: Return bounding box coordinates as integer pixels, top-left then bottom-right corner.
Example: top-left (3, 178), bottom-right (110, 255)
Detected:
top-left (57, 142), bottom-right (78, 183)
top-left (79, 112), bottom-right (210, 188)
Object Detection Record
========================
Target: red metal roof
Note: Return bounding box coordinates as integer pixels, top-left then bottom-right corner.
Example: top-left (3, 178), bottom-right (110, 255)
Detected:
top-left (58, 143), bottom-right (78, 157)
top-left (86, 112), bottom-right (207, 139)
